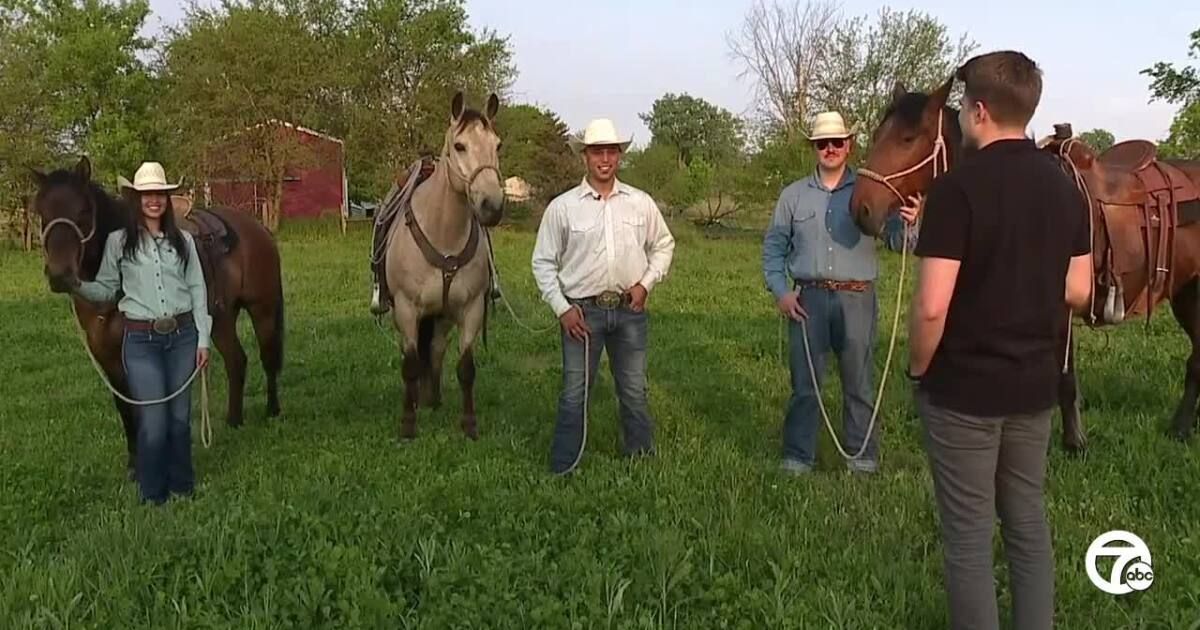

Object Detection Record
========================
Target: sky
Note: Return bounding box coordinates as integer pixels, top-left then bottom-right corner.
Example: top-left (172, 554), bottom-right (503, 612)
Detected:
top-left (146, 0), bottom-right (1199, 147)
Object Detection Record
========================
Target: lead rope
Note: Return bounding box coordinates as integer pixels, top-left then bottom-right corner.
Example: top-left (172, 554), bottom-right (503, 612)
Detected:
top-left (1055, 138), bottom-right (1098, 374)
top-left (790, 220), bottom-right (909, 462)
top-left (481, 229), bottom-right (588, 474)
top-left (788, 115), bottom-right (947, 464)
top-left (68, 300), bottom-right (213, 448)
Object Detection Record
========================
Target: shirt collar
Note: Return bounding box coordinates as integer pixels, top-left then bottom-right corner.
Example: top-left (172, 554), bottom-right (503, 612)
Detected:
top-left (578, 177), bottom-right (631, 200)
top-left (806, 167), bottom-right (856, 192)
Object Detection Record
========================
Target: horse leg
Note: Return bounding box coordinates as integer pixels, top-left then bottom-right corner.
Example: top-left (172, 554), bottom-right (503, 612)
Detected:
top-left (419, 318), bottom-right (449, 410)
top-left (1168, 278), bottom-right (1200, 441)
top-left (1059, 327), bottom-right (1086, 454)
top-left (248, 299), bottom-right (284, 418)
top-left (394, 300), bottom-right (421, 440)
top-left (455, 295), bottom-right (485, 440)
top-left (212, 309), bottom-right (248, 427)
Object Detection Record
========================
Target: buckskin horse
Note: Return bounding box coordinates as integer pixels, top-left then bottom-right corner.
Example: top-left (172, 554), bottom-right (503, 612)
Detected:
top-left (377, 92), bottom-right (505, 440)
top-left (31, 156), bottom-right (286, 478)
top-left (849, 76), bottom-right (1200, 447)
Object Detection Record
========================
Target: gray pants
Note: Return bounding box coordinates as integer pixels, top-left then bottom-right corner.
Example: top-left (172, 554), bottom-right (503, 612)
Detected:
top-left (916, 390), bottom-right (1055, 630)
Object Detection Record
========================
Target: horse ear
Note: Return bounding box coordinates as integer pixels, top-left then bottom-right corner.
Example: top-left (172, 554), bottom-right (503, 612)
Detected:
top-left (450, 91), bottom-right (465, 122)
top-left (74, 155), bottom-right (92, 181)
top-left (926, 75), bottom-right (955, 115)
top-left (28, 168), bottom-right (48, 188)
top-left (891, 81), bottom-right (907, 102)
top-left (486, 92), bottom-right (500, 121)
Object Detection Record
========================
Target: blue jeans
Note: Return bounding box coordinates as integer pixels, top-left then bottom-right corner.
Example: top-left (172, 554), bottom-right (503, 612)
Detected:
top-left (783, 285), bottom-right (880, 465)
top-left (122, 320), bottom-right (198, 505)
top-left (549, 302), bottom-right (654, 473)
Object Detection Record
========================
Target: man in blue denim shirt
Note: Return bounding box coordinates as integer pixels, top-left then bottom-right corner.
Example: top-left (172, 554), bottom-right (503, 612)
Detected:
top-left (762, 112), bottom-right (918, 475)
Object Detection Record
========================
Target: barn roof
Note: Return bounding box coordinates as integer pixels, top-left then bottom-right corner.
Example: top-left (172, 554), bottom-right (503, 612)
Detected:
top-left (250, 120), bottom-right (345, 145)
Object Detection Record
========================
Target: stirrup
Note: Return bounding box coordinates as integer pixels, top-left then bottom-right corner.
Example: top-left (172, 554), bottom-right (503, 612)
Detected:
top-left (369, 283), bottom-right (390, 315)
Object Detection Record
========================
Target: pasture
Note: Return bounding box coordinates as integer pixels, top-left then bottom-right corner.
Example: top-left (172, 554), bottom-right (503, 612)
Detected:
top-left (1, 220), bottom-right (1198, 629)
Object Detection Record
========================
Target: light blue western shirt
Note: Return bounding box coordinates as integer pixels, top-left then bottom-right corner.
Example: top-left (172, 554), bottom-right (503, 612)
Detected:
top-left (77, 229), bottom-right (213, 348)
top-left (762, 168), bottom-right (912, 299)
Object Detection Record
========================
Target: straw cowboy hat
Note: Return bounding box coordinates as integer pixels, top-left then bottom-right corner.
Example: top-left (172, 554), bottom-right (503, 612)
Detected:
top-left (568, 118), bottom-right (633, 154)
top-left (117, 161), bottom-right (182, 193)
top-left (804, 111), bottom-right (856, 141)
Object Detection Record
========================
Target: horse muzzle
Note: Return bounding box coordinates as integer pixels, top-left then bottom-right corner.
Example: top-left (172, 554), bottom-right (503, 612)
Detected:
top-left (477, 197), bottom-right (505, 227)
top-left (45, 268), bottom-right (78, 294)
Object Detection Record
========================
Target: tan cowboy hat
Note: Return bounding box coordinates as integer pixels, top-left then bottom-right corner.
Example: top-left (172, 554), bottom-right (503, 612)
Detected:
top-left (804, 111), bottom-right (856, 141)
top-left (117, 161), bottom-right (182, 193)
top-left (568, 118), bottom-right (633, 154)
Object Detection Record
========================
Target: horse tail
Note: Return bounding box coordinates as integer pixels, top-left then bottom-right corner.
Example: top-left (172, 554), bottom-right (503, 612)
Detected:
top-left (417, 315), bottom-right (436, 372)
top-left (273, 278), bottom-right (285, 368)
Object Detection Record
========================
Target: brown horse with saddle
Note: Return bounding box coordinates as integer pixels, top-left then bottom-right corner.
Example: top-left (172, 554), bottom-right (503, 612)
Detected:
top-left (31, 156), bottom-right (286, 478)
top-left (851, 76), bottom-right (1200, 447)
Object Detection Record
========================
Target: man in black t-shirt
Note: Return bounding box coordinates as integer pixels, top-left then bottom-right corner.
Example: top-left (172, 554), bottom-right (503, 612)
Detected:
top-left (906, 51), bottom-right (1092, 630)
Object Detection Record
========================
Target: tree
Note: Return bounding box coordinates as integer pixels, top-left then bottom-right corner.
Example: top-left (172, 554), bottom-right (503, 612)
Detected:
top-left (493, 104), bottom-right (582, 205)
top-left (1078, 128), bottom-right (1115, 153)
top-left (638, 93), bottom-right (745, 167)
top-left (157, 0), bottom-right (338, 231)
top-left (340, 0), bottom-right (515, 199)
top-left (0, 0), bottom-right (156, 201)
top-left (812, 7), bottom-right (976, 139)
top-left (726, 0), bottom-right (840, 140)
top-left (1143, 27), bottom-right (1200, 159)
top-left (727, 0), bottom-right (975, 141)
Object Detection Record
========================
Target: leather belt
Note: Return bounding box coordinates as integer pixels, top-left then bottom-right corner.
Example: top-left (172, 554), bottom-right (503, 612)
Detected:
top-left (570, 290), bottom-right (631, 310)
top-left (797, 279), bottom-right (872, 292)
top-left (125, 311), bottom-right (193, 334)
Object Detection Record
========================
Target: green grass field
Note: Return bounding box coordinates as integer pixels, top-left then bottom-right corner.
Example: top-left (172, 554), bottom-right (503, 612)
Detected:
top-left (2, 219), bottom-right (1198, 629)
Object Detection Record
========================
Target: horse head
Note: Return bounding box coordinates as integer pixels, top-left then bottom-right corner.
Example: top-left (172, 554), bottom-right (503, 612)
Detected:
top-left (851, 76), bottom-right (961, 236)
top-left (442, 91), bottom-right (505, 227)
top-left (29, 156), bottom-right (118, 293)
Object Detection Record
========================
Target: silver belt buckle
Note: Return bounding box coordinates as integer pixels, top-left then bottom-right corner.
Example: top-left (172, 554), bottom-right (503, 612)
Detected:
top-left (152, 316), bottom-right (178, 335)
top-left (595, 291), bottom-right (622, 310)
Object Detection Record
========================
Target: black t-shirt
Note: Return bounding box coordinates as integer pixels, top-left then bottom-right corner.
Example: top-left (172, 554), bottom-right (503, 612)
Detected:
top-left (913, 138), bottom-right (1090, 417)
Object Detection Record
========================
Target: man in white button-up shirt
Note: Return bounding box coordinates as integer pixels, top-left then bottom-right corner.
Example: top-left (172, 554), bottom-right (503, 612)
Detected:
top-left (531, 118), bottom-right (675, 474)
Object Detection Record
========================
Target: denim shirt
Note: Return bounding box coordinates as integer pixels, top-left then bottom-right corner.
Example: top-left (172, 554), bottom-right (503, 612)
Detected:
top-left (77, 229), bottom-right (213, 349)
top-left (762, 168), bottom-right (913, 299)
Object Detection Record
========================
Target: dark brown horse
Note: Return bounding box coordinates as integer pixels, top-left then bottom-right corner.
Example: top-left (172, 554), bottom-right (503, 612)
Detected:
top-left (31, 156), bottom-right (285, 478)
top-left (850, 77), bottom-right (1200, 446)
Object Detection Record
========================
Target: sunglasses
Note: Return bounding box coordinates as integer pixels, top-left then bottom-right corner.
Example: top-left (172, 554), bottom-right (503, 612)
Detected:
top-left (813, 138), bottom-right (847, 150)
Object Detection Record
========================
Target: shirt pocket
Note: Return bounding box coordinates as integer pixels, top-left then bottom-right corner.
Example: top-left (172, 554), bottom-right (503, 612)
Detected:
top-left (618, 214), bottom-right (646, 251)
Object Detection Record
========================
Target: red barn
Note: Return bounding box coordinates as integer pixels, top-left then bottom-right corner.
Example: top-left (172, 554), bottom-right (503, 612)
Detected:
top-left (203, 120), bottom-right (348, 224)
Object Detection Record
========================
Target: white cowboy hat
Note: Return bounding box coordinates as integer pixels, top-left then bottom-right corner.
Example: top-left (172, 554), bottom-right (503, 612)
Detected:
top-left (804, 111), bottom-right (856, 141)
top-left (117, 161), bottom-right (182, 192)
top-left (568, 118), bottom-right (633, 154)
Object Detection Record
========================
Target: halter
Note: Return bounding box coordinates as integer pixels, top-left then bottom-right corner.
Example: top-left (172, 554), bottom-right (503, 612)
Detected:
top-left (40, 212), bottom-right (98, 266)
top-left (858, 109), bottom-right (950, 205)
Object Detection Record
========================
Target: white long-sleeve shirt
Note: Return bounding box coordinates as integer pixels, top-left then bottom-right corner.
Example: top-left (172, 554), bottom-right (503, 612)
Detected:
top-left (531, 178), bottom-right (675, 317)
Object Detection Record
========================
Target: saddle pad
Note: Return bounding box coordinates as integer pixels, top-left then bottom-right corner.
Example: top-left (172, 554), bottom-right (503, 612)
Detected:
top-left (180, 208), bottom-right (237, 254)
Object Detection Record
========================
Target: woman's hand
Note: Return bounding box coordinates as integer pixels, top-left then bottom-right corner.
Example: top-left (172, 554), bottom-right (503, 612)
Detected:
top-left (197, 348), bottom-right (210, 369)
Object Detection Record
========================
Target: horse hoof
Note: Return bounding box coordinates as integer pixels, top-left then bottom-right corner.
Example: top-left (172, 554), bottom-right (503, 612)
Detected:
top-left (1167, 427), bottom-right (1192, 443)
top-left (227, 417), bottom-right (243, 429)
top-left (126, 466), bottom-right (136, 482)
top-left (461, 417), bottom-right (478, 441)
top-left (1063, 436), bottom-right (1087, 456)
top-left (267, 403), bottom-right (281, 418)
top-left (400, 421), bottom-right (417, 440)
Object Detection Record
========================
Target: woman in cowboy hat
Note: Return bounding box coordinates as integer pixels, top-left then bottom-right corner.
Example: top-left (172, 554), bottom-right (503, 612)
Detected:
top-left (72, 161), bottom-right (212, 506)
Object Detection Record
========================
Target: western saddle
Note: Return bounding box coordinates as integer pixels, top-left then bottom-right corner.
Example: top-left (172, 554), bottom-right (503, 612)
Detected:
top-left (175, 204), bottom-right (238, 313)
top-left (1046, 126), bottom-right (1200, 325)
